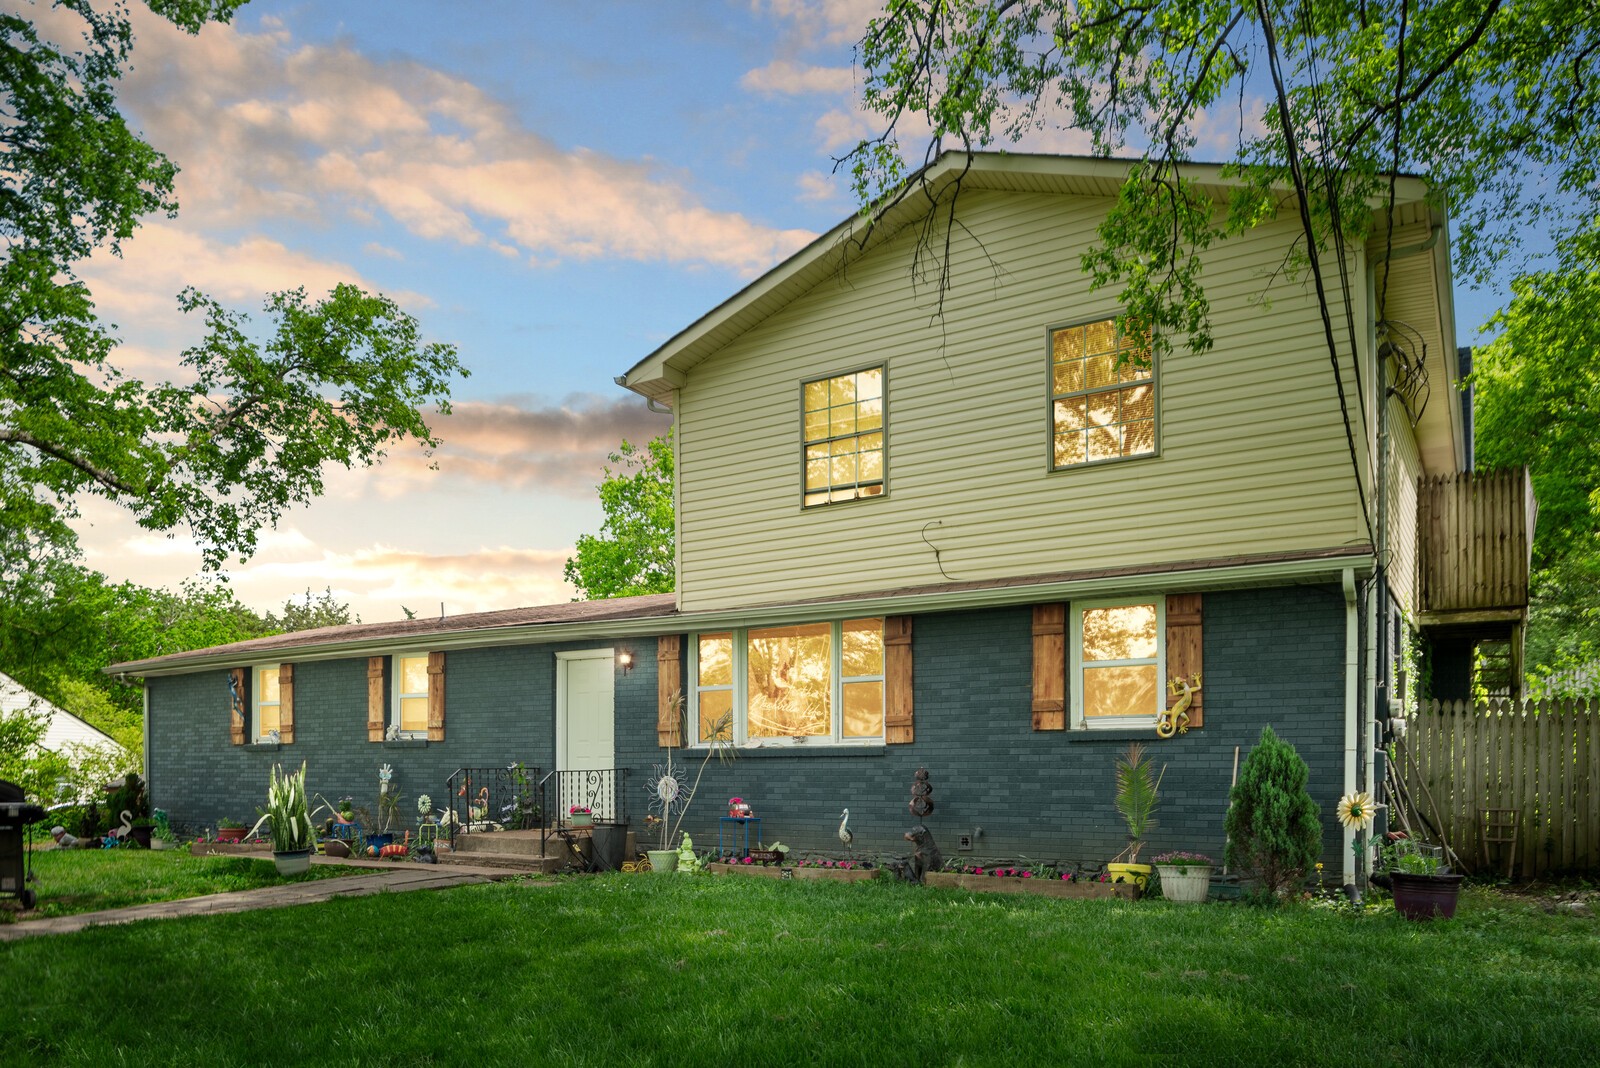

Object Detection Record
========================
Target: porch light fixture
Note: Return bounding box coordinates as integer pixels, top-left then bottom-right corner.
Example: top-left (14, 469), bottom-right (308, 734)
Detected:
top-left (616, 649), bottom-right (634, 674)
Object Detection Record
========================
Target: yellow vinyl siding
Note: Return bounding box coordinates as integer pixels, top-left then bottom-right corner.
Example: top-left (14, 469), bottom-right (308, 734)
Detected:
top-left (1385, 393), bottom-right (1423, 615)
top-left (677, 190), bottom-right (1368, 612)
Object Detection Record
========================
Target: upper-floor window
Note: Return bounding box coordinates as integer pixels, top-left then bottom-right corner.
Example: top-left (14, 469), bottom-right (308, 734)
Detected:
top-left (803, 366), bottom-right (885, 507)
top-left (1050, 317), bottom-right (1155, 468)
top-left (395, 654), bottom-right (431, 736)
top-left (692, 619), bottom-right (885, 745)
top-left (1070, 599), bottom-right (1164, 729)
top-left (253, 664), bottom-right (281, 740)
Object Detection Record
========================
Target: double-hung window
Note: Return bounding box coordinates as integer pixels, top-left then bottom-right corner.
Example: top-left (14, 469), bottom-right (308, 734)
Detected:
top-left (803, 366), bottom-right (885, 506)
top-left (1050, 317), bottom-right (1156, 467)
top-left (1070, 600), bottom-right (1164, 729)
top-left (253, 664), bottom-right (281, 741)
top-left (691, 619), bottom-right (885, 745)
top-left (394, 654), bottom-right (431, 737)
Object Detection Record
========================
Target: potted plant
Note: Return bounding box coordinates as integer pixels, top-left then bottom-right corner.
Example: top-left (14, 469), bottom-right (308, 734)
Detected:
top-left (128, 817), bottom-right (155, 850)
top-left (216, 818), bottom-right (248, 843)
top-left (1152, 851), bottom-right (1214, 903)
top-left (150, 809), bottom-right (177, 851)
top-left (1107, 742), bottom-right (1164, 889)
top-left (246, 761), bottom-right (317, 875)
top-left (1379, 834), bottom-right (1463, 921)
top-left (645, 691), bottom-right (736, 874)
top-left (568, 805), bottom-right (594, 829)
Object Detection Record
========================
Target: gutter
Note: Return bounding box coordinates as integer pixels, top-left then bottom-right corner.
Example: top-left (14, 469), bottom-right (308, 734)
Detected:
top-left (109, 551), bottom-right (1374, 679)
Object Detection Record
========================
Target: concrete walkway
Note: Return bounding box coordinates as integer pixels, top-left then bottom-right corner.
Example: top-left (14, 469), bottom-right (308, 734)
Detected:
top-left (0, 857), bottom-right (535, 941)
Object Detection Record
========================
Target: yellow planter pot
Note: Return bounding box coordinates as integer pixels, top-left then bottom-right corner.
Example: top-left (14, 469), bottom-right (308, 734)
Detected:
top-left (1106, 863), bottom-right (1152, 890)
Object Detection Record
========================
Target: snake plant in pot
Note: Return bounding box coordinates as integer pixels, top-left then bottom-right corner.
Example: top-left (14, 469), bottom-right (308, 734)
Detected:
top-left (248, 762), bottom-right (318, 875)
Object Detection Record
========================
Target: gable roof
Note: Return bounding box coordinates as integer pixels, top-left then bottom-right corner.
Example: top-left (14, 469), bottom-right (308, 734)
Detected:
top-left (0, 672), bottom-right (126, 754)
top-left (105, 594), bottom-right (680, 677)
top-left (619, 151), bottom-right (1443, 408)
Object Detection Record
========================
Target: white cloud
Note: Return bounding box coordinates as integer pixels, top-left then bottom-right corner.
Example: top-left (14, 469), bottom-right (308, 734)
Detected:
top-left (102, 12), bottom-right (815, 277)
top-left (742, 60), bottom-right (854, 95)
top-left (796, 170), bottom-right (844, 203)
top-left (753, 0), bottom-right (886, 48)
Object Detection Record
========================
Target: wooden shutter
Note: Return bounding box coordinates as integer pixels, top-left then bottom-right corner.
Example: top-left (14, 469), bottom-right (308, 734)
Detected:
top-left (885, 616), bottom-right (913, 744)
top-left (427, 652), bottom-right (446, 741)
top-left (367, 656), bottom-right (386, 741)
top-left (278, 663), bottom-right (295, 744)
top-left (657, 635), bottom-right (683, 747)
top-left (228, 667), bottom-right (247, 745)
top-left (1031, 604), bottom-right (1067, 730)
top-left (1166, 593), bottom-right (1204, 728)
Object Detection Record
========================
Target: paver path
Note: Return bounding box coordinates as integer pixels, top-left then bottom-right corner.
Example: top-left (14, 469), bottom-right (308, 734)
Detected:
top-left (0, 860), bottom-right (529, 941)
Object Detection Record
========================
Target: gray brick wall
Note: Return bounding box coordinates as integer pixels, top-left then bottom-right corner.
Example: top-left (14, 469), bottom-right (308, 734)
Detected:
top-left (149, 585), bottom-right (1349, 868)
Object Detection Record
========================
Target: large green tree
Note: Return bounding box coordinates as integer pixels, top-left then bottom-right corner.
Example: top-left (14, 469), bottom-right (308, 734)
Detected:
top-left (847, 2), bottom-right (1598, 360)
top-left (1474, 222), bottom-right (1600, 692)
top-left (1, 1), bottom-right (465, 589)
top-left (564, 431), bottom-right (675, 598)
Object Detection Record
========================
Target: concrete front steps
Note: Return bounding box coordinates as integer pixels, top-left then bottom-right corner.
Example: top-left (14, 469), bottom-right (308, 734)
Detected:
top-left (436, 827), bottom-right (645, 874)
top-left (438, 829), bottom-right (564, 874)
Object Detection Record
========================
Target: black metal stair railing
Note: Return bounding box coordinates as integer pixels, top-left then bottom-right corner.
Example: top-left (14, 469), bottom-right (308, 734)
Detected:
top-left (538, 768), bottom-right (628, 860)
top-left (444, 764), bottom-right (540, 846)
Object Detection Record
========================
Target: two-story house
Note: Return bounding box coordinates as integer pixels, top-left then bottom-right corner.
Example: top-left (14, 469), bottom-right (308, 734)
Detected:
top-left (110, 153), bottom-right (1532, 885)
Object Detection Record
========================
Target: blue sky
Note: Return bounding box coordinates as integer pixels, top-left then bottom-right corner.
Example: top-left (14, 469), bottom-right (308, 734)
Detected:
top-left (58, 0), bottom-right (1514, 622)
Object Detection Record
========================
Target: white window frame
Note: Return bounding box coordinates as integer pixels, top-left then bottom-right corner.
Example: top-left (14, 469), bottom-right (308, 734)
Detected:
top-left (392, 653), bottom-right (431, 738)
top-left (252, 663), bottom-right (281, 741)
top-left (689, 620), bottom-right (885, 747)
top-left (1069, 598), bottom-right (1166, 730)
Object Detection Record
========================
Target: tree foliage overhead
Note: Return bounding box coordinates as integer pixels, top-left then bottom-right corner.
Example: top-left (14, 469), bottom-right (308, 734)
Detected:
top-left (1473, 221), bottom-right (1600, 690)
top-left (565, 431), bottom-right (675, 599)
top-left (1, 0), bottom-right (466, 582)
top-left (846, 1), bottom-right (1600, 356)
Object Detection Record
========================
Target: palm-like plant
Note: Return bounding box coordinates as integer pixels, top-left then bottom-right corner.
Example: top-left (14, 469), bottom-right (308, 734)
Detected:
top-left (248, 762), bottom-right (316, 854)
top-left (1113, 742), bottom-right (1165, 864)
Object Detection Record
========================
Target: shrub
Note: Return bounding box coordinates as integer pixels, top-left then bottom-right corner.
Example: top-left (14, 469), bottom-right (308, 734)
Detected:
top-left (1224, 726), bottom-right (1323, 896)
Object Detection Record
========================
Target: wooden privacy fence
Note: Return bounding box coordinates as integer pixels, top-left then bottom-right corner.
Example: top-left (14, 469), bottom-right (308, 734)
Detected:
top-left (1395, 699), bottom-right (1599, 877)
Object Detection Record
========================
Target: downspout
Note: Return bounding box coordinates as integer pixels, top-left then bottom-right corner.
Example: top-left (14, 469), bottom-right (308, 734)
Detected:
top-left (1343, 567), bottom-right (1359, 890)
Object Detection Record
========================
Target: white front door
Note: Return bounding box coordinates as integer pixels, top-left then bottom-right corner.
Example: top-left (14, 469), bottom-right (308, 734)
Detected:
top-left (556, 649), bottom-right (616, 817)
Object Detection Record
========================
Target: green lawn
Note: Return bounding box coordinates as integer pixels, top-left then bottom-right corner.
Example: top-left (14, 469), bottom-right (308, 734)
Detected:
top-left (1, 874), bottom-right (1595, 1066)
top-left (3, 848), bottom-right (365, 921)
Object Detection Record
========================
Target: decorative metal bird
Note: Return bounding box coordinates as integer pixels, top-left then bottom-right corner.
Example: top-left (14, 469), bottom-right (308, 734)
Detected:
top-left (838, 808), bottom-right (853, 854)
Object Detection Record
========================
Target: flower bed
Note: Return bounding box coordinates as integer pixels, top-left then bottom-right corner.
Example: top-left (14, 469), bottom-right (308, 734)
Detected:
top-left (190, 839), bottom-right (270, 857)
top-left (924, 871), bottom-right (1138, 899)
top-left (707, 862), bottom-right (881, 883)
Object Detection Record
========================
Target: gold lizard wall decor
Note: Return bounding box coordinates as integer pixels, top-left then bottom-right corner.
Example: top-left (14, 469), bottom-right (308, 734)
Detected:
top-left (1157, 673), bottom-right (1203, 738)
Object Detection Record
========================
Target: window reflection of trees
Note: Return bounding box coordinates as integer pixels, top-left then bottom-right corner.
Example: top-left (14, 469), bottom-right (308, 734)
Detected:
top-left (1081, 604), bottom-right (1157, 661)
top-left (748, 623), bottom-right (831, 737)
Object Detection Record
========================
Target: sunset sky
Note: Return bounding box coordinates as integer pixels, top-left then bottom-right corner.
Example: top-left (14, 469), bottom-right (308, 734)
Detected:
top-left (58, 0), bottom-right (1510, 623)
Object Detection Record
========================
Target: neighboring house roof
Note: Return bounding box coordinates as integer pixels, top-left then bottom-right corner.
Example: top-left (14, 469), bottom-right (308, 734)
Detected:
top-left (105, 544), bottom-right (1370, 678)
top-left (0, 671), bottom-right (125, 754)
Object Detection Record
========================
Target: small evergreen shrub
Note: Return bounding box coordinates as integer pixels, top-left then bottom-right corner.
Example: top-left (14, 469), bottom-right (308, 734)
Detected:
top-left (1224, 726), bottom-right (1323, 897)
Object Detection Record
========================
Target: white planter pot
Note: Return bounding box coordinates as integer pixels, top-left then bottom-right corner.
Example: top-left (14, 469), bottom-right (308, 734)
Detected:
top-left (1156, 864), bottom-right (1213, 903)
top-left (273, 849), bottom-right (312, 876)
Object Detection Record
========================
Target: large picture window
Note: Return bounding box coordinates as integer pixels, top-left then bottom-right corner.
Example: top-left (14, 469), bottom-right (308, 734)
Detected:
top-left (803, 366), bottom-right (885, 507)
top-left (1050, 317), bottom-right (1155, 468)
top-left (253, 664), bottom-right (280, 740)
top-left (1070, 600), bottom-right (1164, 729)
top-left (692, 619), bottom-right (885, 745)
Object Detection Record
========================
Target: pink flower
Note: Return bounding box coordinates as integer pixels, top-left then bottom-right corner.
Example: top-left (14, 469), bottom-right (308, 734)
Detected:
top-left (741, 856), bottom-right (752, 864)
top-left (974, 867), bottom-right (985, 875)
top-left (1021, 871), bottom-right (1032, 878)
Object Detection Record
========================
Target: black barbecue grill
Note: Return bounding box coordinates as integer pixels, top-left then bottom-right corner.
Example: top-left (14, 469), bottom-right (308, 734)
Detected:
top-left (0, 779), bottom-right (46, 909)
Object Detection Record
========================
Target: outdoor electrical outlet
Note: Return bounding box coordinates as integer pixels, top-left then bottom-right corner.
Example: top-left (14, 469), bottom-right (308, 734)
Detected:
top-left (958, 833), bottom-right (974, 851)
